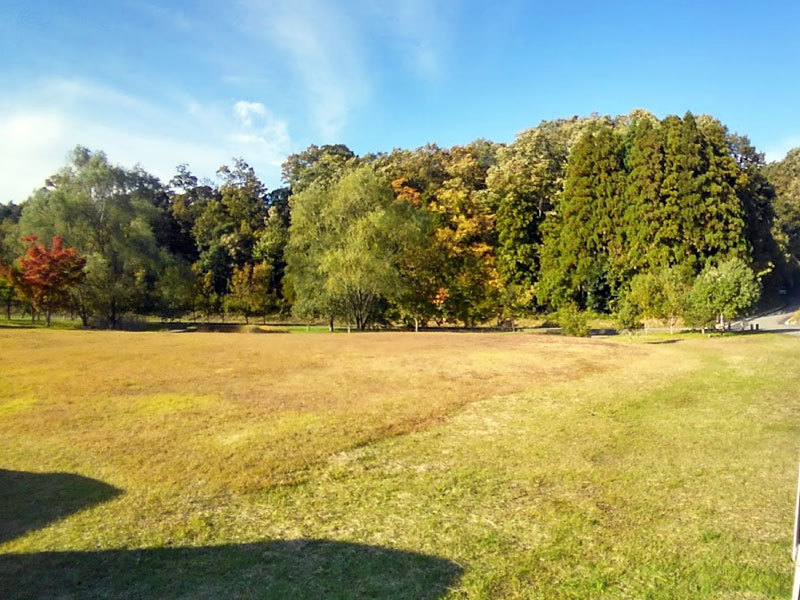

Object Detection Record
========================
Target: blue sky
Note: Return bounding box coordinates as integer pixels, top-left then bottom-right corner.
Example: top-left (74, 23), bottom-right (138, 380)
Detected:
top-left (1, 0), bottom-right (799, 202)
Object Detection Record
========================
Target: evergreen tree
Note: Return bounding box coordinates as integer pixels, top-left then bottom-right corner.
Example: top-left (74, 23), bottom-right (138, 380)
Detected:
top-left (538, 120), bottom-right (626, 310)
top-left (624, 115), bottom-right (666, 271)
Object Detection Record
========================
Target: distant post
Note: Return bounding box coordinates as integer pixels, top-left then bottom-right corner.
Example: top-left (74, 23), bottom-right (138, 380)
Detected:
top-left (793, 450), bottom-right (800, 599)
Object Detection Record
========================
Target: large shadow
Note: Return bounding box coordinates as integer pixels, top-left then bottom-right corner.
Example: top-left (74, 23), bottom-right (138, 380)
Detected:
top-left (0, 469), bottom-right (122, 545)
top-left (0, 539), bottom-right (463, 599)
top-left (1, 470), bottom-right (462, 599)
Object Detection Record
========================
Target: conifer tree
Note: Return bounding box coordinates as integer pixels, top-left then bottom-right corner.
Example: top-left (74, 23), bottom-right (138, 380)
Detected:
top-left (624, 116), bottom-right (666, 271)
top-left (538, 120), bottom-right (626, 310)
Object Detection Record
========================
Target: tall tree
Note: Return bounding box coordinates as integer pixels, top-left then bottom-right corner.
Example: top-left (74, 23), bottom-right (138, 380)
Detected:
top-left (488, 128), bottom-right (566, 301)
top-left (428, 142), bottom-right (501, 326)
top-left (19, 147), bottom-right (178, 327)
top-left (286, 166), bottom-right (425, 330)
top-left (253, 187), bottom-right (291, 312)
top-left (624, 114), bottom-right (666, 271)
top-left (538, 120), bottom-right (626, 310)
top-left (192, 159), bottom-right (268, 301)
top-left (764, 147), bottom-right (800, 280)
top-left (282, 144), bottom-right (357, 193)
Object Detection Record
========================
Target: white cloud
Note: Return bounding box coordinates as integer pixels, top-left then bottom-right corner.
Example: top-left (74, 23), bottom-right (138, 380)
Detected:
top-left (238, 0), bottom-right (369, 141)
top-left (231, 100), bottom-right (291, 159)
top-left (0, 111), bottom-right (70, 202)
top-left (235, 0), bottom-right (451, 141)
top-left (764, 135), bottom-right (800, 163)
top-left (0, 79), bottom-right (292, 203)
top-left (234, 100), bottom-right (267, 127)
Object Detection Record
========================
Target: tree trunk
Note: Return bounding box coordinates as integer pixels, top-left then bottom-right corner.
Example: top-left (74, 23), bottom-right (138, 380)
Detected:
top-left (414, 316), bottom-right (419, 333)
top-left (5, 298), bottom-right (10, 321)
top-left (46, 310), bottom-right (51, 327)
top-left (79, 303), bottom-right (88, 327)
top-left (329, 315), bottom-right (334, 332)
top-left (244, 313), bottom-right (249, 325)
top-left (109, 299), bottom-right (118, 329)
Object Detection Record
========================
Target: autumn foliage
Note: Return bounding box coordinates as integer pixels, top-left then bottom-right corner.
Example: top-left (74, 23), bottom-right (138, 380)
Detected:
top-left (0, 236), bottom-right (86, 325)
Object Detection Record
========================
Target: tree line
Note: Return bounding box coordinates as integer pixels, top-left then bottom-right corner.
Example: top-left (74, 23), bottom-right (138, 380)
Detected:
top-left (2, 109), bottom-right (800, 331)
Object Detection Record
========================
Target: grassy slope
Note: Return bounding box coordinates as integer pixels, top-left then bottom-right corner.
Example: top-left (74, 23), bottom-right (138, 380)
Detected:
top-left (1, 330), bottom-right (799, 598)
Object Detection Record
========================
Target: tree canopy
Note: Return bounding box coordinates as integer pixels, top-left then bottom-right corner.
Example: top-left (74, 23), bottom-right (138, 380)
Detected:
top-left (2, 107), bottom-right (795, 330)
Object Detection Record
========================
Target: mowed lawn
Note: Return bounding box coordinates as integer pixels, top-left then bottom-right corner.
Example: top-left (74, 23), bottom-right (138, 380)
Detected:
top-left (1, 329), bottom-right (799, 599)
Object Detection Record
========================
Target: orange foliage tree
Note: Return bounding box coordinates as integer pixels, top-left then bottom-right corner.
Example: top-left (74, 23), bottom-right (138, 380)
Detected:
top-left (0, 236), bottom-right (86, 326)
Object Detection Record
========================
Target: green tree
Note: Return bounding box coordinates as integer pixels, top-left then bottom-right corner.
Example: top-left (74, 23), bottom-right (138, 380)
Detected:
top-left (488, 128), bottom-right (566, 302)
top-left (286, 166), bottom-right (424, 331)
top-left (192, 159), bottom-right (268, 302)
top-left (558, 303), bottom-right (589, 337)
top-left (685, 258), bottom-right (760, 331)
top-left (628, 266), bottom-right (691, 334)
top-left (19, 147), bottom-right (177, 327)
top-left (538, 120), bottom-right (626, 311)
top-left (764, 147), bottom-right (800, 279)
top-left (615, 298), bottom-right (643, 342)
top-left (624, 115), bottom-right (666, 270)
top-left (194, 270), bottom-right (221, 322)
top-left (282, 144), bottom-right (357, 193)
top-left (253, 187), bottom-right (291, 312)
top-left (225, 262), bottom-right (274, 324)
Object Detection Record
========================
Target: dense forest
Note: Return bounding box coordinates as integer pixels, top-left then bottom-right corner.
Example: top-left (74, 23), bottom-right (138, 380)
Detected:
top-left (2, 109), bottom-right (800, 331)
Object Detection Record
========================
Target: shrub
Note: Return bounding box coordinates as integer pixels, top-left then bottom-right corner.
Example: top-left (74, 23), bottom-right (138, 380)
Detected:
top-left (558, 304), bottom-right (590, 337)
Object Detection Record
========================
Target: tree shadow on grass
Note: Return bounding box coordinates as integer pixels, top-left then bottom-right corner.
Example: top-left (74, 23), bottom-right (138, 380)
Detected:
top-left (0, 469), bottom-right (122, 546)
top-left (0, 470), bottom-right (462, 599)
top-left (0, 539), bottom-right (463, 600)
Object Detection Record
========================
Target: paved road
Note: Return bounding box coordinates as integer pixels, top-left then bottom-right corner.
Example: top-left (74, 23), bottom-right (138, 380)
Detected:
top-left (739, 298), bottom-right (800, 336)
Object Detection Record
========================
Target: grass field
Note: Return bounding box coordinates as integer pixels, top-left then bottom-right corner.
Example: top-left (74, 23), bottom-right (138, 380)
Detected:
top-left (1, 329), bottom-right (799, 598)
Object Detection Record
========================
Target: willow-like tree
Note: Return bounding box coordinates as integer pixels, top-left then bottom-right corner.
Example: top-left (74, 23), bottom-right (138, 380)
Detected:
top-left (19, 147), bottom-right (182, 327)
top-left (286, 166), bottom-right (425, 330)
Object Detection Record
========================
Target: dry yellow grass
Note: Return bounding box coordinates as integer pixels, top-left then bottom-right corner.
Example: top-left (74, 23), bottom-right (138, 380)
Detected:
top-left (0, 329), bottom-right (641, 494)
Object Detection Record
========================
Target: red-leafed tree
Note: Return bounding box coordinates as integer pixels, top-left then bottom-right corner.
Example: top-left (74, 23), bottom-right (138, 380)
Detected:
top-left (0, 236), bottom-right (86, 326)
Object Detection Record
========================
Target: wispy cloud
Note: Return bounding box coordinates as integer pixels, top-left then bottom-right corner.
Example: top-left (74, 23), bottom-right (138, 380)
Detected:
top-left (125, 1), bottom-right (194, 31)
top-left (238, 0), bottom-right (368, 142)
top-left (364, 0), bottom-right (453, 81)
top-left (235, 0), bottom-right (452, 141)
top-left (231, 100), bottom-right (291, 157)
top-left (0, 79), bottom-right (291, 202)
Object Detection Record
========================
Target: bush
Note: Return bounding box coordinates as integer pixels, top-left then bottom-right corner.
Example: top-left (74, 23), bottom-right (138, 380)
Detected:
top-left (616, 299), bottom-right (643, 341)
top-left (558, 304), bottom-right (590, 337)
